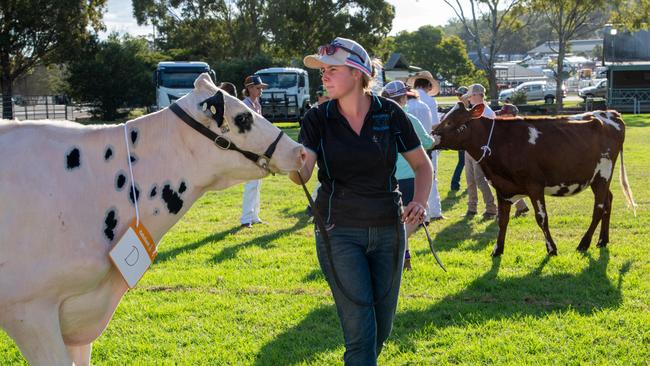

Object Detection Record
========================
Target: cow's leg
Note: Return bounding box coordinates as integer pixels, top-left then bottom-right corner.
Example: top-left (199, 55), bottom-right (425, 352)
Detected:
top-left (491, 195), bottom-right (512, 257)
top-left (529, 195), bottom-right (558, 256)
top-left (67, 343), bottom-right (92, 366)
top-left (3, 302), bottom-right (72, 365)
top-left (577, 181), bottom-right (609, 251)
top-left (597, 189), bottom-right (613, 247)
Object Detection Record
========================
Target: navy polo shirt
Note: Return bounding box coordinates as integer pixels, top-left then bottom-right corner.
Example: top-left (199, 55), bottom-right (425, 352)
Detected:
top-left (299, 95), bottom-right (421, 227)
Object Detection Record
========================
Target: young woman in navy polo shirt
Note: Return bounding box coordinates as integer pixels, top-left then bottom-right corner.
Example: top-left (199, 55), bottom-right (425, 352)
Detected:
top-left (289, 37), bottom-right (433, 366)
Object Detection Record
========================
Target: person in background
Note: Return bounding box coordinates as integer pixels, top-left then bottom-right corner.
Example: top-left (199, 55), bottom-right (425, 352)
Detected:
top-left (382, 80), bottom-right (434, 271)
top-left (239, 75), bottom-right (268, 228)
top-left (495, 103), bottom-right (529, 217)
top-left (314, 84), bottom-right (330, 107)
top-left (450, 86), bottom-right (468, 191)
top-left (462, 84), bottom-right (497, 219)
top-left (219, 82), bottom-right (237, 97)
top-left (407, 71), bottom-right (444, 223)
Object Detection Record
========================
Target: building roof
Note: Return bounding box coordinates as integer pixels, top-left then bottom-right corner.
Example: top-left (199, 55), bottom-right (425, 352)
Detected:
top-left (384, 53), bottom-right (422, 72)
top-left (527, 39), bottom-right (602, 55)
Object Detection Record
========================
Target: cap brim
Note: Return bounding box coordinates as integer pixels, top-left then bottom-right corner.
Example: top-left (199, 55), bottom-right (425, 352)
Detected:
top-left (303, 54), bottom-right (346, 69)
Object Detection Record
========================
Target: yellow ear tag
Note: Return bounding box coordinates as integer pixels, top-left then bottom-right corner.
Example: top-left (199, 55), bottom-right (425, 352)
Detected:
top-left (109, 219), bottom-right (157, 288)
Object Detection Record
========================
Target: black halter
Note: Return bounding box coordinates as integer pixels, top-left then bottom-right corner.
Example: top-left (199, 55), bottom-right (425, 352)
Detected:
top-left (169, 102), bottom-right (285, 173)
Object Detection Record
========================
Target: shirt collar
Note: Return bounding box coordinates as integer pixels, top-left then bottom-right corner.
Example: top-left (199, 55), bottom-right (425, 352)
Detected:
top-left (325, 94), bottom-right (383, 120)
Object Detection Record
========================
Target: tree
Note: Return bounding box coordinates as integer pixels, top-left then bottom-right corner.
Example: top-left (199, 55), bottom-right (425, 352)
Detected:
top-left (443, 0), bottom-right (527, 106)
top-left (531, 0), bottom-right (608, 112)
top-left (64, 35), bottom-right (166, 120)
top-left (0, 0), bottom-right (106, 119)
top-left (393, 26), bottom-right (477, 87)
top-left (611, 0), bottom-right (650, 30)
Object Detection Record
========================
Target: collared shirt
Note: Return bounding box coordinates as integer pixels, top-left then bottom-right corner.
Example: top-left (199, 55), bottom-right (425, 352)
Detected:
top-left (243, 97), bottom-right (262, 114)
top-left (299, 95), bottom-right (421, 227)
top-left (481, 102), bottom-right (497, 119)
top-left (405, 98), bottom-right (432, 133)
top-left (416, 88), bottom-right (440, 125)
top-left (395, 112), bottom-right (433, 180)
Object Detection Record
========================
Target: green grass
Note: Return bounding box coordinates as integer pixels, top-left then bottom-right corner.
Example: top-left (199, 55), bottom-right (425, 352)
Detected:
top-left (2, 116), bottom-right (649, 365)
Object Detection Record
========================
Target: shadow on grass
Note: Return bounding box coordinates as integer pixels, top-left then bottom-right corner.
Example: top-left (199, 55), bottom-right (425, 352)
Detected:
top-left (391, 248), bottom-right (631, 353)
top-left (413, 216), bottom-right (498, 256)
top-left (624, 116), bottom-right (650, 128)
top-left (439, 189), bottom-right (467, 212)
top-left (253, 305), bottom-right (341, 366)
top-left (156, 225), bottom-right (244, 263)
top-left (255, 248), bottom-right (629, 364)
top-left (209, 209), bottom-right (311, 264)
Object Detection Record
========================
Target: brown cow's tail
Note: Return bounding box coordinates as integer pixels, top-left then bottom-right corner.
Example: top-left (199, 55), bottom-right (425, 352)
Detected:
top-left (619, 150), bottom-right (637, 216)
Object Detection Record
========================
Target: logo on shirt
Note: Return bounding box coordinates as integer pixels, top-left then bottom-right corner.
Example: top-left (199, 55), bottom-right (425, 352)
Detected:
top-left (372, 113), bottom-right (390, 131)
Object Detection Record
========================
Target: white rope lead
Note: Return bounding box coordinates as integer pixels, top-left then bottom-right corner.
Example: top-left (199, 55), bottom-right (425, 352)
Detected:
top-left (476, 119), bottom-right (495, 163)
top-left (123, 123), bottom-right (140, 226)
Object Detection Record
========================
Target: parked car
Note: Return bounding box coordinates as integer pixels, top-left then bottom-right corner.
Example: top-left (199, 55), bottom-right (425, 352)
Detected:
top-left (578, 79), bottom-right (607, 100)
top-left (499, 81), bottom-right (566, 104)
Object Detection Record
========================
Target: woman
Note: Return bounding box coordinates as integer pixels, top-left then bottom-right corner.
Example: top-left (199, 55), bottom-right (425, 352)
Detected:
top-left (289, 37), bottom-right (432, 365)
top-left (382, 80), bottom-right (434, 271)
top-left (240, 75), bottom-right (268, 228)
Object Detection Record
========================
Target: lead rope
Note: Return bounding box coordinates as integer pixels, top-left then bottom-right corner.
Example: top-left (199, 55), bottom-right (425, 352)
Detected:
top-left (123, 123), bottom-right (141, 228)
top-left (476, 118), bottom-right (495, 163)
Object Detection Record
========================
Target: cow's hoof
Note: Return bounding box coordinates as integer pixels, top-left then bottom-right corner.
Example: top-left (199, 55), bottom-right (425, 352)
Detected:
top-left (596, 238), bottom-right (608, 248)
top-left (547, 249), bottom-right (558, 256)
top-left (491, 245), bottom-right (504, 257)
top-left (577, 238), bottom-right (591, 252)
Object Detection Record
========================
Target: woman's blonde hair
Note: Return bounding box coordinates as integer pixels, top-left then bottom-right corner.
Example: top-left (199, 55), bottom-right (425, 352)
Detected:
top-left (360, 58), bottom-right (383, 94)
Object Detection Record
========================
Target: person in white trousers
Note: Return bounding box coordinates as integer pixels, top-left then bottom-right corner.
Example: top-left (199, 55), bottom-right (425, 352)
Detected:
top-left (408, 71), bottom-right (444, 222)
top-left (240, 75), bottom-right (268, 227)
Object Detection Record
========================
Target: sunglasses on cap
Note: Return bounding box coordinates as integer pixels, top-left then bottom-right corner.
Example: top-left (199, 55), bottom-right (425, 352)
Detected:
top-left (318, 43), bottom-right (365, 64)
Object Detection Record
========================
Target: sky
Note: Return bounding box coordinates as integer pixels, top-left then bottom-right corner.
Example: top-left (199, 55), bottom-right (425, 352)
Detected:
top-left (101, 0), bottom-right (468, 38)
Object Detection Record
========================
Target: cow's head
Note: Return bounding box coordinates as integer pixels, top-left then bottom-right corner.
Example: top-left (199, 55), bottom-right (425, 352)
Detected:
top-left (174, 73), bottom-right (305, 184)
top-left (431, 102), bottom-right (484, 150)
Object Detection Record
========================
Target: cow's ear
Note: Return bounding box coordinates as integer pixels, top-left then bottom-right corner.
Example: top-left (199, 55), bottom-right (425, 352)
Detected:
top-left (470, 103), bottom-right (485, 119)
top-left (199, 91), bottom-right (226, 127)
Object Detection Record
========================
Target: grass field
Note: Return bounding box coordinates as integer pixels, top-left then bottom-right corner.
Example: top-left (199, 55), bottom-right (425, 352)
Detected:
top-left (1, 115), bottom-right (649, 365)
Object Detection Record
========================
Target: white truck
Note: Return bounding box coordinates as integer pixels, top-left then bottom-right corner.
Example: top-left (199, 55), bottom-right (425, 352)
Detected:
top-left (255, 67), bottom-right (311, 122)
top-left (153, 61), bottom-right (216, 110)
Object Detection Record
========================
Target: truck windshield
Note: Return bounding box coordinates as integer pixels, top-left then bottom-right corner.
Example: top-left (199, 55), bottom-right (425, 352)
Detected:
top-left (257, 73), bottom-right (298, 89)
top-left (160, 70), bottom-right (206, 88)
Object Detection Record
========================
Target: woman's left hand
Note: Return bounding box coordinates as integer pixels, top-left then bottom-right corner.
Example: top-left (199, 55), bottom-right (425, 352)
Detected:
top-left (402, 201), bottom-right (428, 225)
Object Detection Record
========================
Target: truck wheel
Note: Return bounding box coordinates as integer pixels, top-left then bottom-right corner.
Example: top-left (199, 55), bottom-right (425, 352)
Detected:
top-left (545, 96), bottom-right (555, 104)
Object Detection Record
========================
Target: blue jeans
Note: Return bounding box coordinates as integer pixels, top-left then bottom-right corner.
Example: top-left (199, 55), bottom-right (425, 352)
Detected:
top-left (451, 150), bottom-right (465, 190)
top-left (315, 224), bottom-right (406, 366)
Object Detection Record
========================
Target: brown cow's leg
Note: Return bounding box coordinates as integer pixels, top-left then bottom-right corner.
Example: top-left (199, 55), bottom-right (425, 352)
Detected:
top-left (491, 196), bottom-right (512, 257)
top-left (577, 181), bottom-right (608, 251)
top-left (597, 190), bottom-right (613, 247)
top-left (530, 195), bottom-right (558, 256)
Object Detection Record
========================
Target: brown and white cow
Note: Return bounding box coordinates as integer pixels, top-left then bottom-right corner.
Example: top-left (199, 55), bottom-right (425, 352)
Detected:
top-left (432, 103), bottom-right (636, 257)
top-left (0, 73), bottom-right (305, 365)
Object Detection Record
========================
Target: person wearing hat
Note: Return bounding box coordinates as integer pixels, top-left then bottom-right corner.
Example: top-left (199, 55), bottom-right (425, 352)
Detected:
top-left (382, 80), bottom-right (434, 271)
top-left (449, 86), bottom-right (469, 191)
top-left (314, 84), bottom-right (330, 107)
top-left (495, 103), bottom-right (529, 217)
top-left (239, 75), bottom-right (269, 228)
top-left (407, 71), bottom-right (444, 223)
top-left (289, 37), bottom-right (433, 365)
top-left (219, 81), bottom-right (237, 97)
top-left (462, 83), bottom-right (497, 219)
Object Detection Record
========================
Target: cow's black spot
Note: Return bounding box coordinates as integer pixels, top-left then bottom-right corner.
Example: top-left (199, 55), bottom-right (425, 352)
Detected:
top-left (162, 184), bottom-right (184, 214)
top-left (104, 146), bottom-right (113, 161)
top-left (66, 147), bottom-right (81, 170)
top-left (130, 128), bottom-right (139, 146)
top-left (149, 184), bottom-right (158, 199)
top-left (115, 171), bottom-right (127, 191)
top-left (200, 91), bottom-right (225, 127)
top-left (129, 154), bottom-right (138, 164)
top-left (103, 208), bottom-right (118, 241)
top-left (178, 181), bottom-right (187, 194)
top-left (128, 184), bottom-right (140, 205)
top-left (234, 112), bottom-right (254, 133)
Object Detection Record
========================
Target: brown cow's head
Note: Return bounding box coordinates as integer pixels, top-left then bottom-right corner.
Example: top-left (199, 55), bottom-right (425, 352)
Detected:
top-left (431, 102), bottom-right (484, 150)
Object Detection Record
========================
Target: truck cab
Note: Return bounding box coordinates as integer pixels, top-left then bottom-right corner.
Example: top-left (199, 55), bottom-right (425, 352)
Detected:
top-left (255, 67), bottom-right (311, 122)
top-left (153, 61), bottom-right (215, 110)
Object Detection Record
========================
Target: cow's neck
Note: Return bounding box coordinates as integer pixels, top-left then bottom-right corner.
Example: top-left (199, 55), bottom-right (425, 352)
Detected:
top-left (111, 108), bottom-right (230, 244)
top-left (464, 117), bottom-right (495, 162)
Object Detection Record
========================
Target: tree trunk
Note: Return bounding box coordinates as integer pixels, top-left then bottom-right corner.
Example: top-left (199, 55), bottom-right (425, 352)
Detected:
top-left (488, 67), bottom-right (499, 108)
top-left (1, 74), bottom-right (13, 120)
